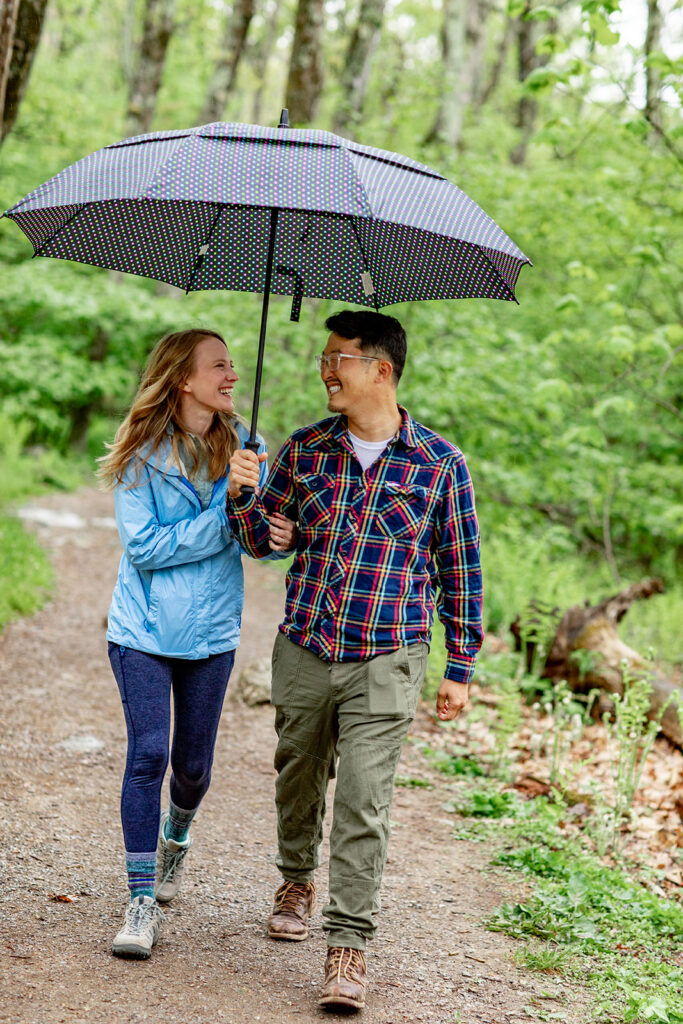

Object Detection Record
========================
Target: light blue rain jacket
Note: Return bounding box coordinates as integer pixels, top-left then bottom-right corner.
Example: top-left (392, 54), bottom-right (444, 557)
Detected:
top-left (107, 422), bottom-right (268, 659)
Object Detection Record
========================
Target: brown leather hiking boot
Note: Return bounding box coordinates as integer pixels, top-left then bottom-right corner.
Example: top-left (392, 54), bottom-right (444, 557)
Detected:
top-left (267, 880), bottom-right (316, 941)
top-left (319, 947), bottom-right (367, 1010)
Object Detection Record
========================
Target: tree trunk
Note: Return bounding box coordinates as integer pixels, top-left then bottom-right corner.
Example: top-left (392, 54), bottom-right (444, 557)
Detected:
top-left (284, 0), bottom-right (324, 125)
top-left (462, 0), bottom-right (488, 109)
top-left (67, 328), bottom-right (109, 452)
top-left (1, 0), bottom-right (47, 145)
top-left (198, 0), bottom-right (255, 125)
top-left (478, 16), bottom-right (514, 108)
top-left (126, 0), bottom-right (176, 137)
top-left (250, 0), bottom-right (284, 124)
top-left (424, 0), bottom-right (467, 148)
top-left (644, 0), bottom-right (663, 132)
top-left (509, 3), bottom-right (554, 165)
top-left (538, 579), bottom-right (682, 749)
top-left (0, 0), bottom-right (20, 120)
top-left (332, 0), bottom-right (387, 137)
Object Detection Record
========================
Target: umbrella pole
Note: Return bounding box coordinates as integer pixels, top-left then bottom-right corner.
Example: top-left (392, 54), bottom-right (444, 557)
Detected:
top-left (241, 207), bottom-right (279, 490)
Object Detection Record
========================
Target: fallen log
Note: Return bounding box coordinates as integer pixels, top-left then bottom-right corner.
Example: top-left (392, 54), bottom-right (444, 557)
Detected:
top-left (517, 580), bottom-right (682, 749)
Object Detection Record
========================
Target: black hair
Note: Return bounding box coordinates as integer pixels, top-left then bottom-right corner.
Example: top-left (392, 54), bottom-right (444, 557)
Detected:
top-left (324, 310), bottom-right (406, 383)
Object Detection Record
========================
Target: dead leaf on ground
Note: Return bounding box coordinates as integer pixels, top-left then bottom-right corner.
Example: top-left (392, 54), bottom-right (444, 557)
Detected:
top-left (47, 893), bottom-right (77, 902)
top-left (513, 775), bottom-right (552, 798)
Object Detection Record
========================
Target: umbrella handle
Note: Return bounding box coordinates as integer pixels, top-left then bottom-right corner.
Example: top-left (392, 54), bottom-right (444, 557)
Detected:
top-left (239, 440), bottom-right (261, 496)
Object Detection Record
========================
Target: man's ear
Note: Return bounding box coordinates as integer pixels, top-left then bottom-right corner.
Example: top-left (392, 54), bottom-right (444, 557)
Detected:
top-left (376, 359), bottom-right (394, 383)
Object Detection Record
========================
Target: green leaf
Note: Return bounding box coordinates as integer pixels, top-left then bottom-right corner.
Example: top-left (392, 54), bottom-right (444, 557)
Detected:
top-left (524, 4), bottom-right (560, 20)
top-left (588, 12), bottom-right (620, 45)
top-left (554, 293), bottom-right (582, 312)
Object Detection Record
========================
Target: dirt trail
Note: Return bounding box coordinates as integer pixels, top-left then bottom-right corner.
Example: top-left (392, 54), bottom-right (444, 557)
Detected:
top-left (0, 488), bottom-right (591, 1024)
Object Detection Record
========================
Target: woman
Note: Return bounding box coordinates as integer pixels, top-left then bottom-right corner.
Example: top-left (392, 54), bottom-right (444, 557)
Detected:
top-left (99, 328), bottom-right (295, 959)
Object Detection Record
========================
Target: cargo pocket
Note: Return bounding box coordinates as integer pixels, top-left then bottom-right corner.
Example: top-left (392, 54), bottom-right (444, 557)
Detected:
top-left (270, 631), bottom-right (304, 707)
top-left (367, 644), bottom-right (428, 718)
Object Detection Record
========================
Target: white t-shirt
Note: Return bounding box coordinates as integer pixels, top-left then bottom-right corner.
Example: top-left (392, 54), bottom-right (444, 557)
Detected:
top-left (348, 430), bottom-right (394, 471)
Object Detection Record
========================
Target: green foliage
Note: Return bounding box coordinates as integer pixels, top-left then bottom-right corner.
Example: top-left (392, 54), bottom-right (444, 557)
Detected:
top-left (0, 0), bottom-right (681, 665)
top-left (487, 838), bottom-right (683, 1022)
top-left (514, 942), bottom-right (573, 974)
top-left (446, 785), bottom-right (520, 818)
top-left (394, 775), bottom-right (435, 789)
top-left (0, 515), bottom-right (53, 630)
top-left (588, 660), bottom-right (672, 857)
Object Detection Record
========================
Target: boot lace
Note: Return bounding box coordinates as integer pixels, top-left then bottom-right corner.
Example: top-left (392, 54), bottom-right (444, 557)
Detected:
top-left (274, 880), bottom-right (314, 914)
top-left (327, 947), bottom-right (367, 983)
top-left (158, 844), bottom-right (189, 887)
top-left (127, 900), bottom-right (164, 935)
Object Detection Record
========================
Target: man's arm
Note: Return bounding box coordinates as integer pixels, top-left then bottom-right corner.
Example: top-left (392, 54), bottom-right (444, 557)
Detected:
top-left (227, 441), bottom-right (298, 559)
top-left (432, 453), bottom-right (484, 714)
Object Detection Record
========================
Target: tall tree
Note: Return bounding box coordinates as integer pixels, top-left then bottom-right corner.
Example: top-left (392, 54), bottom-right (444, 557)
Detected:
top-left (1, 0), bottom-right (47, 145)
top-left (425, 0), bottom-right (489, 150)
top-left (333, 0), bottom-right (387, 137)
top-left (509, 3), bottom-right (555, 165)
top-left (644, 0), bottom-right (663, 132)
top-left (198, 0), bottom-right (255, 124)
top-left (425, 0), bottom-right (467, 149)
top-left (284, 0), bottom-right (324, 125)
top-left (0, 0), bottom-right (20, 120)
top-left (126, 0), bottom-right (176, 136)
top-left (461, 0), bottom-right (488, 108)
top-left (249, 0), bottom-right (284, 124)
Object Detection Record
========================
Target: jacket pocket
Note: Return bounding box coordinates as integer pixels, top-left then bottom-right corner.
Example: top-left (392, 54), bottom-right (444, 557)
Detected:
top-left (144, 572), bottom-right (160, 629)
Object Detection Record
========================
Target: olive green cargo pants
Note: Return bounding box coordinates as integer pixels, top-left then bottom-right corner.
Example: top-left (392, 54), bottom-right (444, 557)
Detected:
top-left (270, 632), bottom-right (428, 951)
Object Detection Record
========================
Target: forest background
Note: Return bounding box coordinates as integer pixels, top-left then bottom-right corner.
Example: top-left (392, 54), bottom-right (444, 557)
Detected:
top-left (1, 4), bottom-right (683, 1019)
top-left (0, 0), bottom-right (681, 663)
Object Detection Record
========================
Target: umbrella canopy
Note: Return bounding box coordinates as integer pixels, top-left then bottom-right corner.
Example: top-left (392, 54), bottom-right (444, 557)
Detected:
top-left (4, 115), bottom-right (531, 459)
top-left (4, 119), bottom-right (530, 310)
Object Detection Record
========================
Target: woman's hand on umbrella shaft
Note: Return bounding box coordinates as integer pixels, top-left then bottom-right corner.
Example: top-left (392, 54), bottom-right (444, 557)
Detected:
top-left (228, 449), bottom-right (265, 497)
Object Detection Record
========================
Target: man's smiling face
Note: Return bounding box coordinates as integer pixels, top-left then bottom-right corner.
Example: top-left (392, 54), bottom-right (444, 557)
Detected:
top-left (319, 333), bottom-right (379, 417)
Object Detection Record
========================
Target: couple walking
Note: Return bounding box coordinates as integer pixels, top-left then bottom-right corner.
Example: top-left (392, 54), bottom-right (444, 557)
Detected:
top-left (100, 309), bottom-right (483, 1011)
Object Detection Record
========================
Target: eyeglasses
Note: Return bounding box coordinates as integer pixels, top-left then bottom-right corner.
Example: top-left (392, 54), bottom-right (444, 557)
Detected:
top-left (315, 353), bottom-right (385, 372)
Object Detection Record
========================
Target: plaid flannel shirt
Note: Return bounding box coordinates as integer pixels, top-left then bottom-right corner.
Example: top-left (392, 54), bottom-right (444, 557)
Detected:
top-left (227, 407), bottom-right (483, 682)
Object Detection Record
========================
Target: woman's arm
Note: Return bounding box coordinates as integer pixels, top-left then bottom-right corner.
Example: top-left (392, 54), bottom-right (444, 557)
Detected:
top-left (115, 467), bottom-right (232, 570)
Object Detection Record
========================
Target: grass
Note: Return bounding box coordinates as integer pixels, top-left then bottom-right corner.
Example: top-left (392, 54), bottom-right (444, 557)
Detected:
top-left (434, 772), bottom-right (683, 1023)
top-left (0, 416), bottom-right (90, 632)
top-left (0, 514), bottom-right (54, 630)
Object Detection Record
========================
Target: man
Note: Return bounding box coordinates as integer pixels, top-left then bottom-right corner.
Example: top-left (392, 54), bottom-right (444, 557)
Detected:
top-left (227, 310), bottom-right (482, 1011)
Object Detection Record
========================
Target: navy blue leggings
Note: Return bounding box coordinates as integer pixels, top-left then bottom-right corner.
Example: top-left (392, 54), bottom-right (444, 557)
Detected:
top-left (108, 643), bottom-right (235, 853)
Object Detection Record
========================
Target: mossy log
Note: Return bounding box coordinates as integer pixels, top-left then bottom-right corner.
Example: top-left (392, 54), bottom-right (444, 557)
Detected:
top-left (540, 579), bottom-right (682, 749)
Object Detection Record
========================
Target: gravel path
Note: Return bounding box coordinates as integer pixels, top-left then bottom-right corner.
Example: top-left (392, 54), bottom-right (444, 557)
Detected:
top-left (0, 487), bottom-right (592, 1024)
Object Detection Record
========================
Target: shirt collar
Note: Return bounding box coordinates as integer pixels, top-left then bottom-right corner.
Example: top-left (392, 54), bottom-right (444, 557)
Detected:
top-left (327, 406), bottom-right (419, 451)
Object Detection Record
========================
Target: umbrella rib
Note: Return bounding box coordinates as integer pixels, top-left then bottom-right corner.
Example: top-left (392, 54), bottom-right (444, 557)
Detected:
top-left (32, 202), bottom-right (91, 258)
top-left (185, 204), bottom-right (225, 294)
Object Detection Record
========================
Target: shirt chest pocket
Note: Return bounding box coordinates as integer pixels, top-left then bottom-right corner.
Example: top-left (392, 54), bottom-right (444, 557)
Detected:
top-left (296, 473), bottom-right (335, 532)
top-left (375, 482), bottom-right (429, 543)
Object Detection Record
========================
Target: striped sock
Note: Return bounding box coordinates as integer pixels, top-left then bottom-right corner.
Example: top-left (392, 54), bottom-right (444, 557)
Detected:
top-left (164, 800), bottom-right (197, 844)
top-left (125, 851), bottom-right (157, 902)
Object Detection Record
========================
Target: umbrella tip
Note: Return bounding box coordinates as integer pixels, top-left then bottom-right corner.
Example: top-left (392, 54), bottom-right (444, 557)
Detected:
top-left (279, 108), bottom-right (289, 128)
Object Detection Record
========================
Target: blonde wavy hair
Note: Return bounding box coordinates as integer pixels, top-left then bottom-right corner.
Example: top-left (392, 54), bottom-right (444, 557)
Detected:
top-left (98, 329), bottom-right (242, 489)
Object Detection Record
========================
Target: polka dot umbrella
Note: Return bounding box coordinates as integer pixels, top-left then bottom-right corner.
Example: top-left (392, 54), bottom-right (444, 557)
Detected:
top-left (3, 110), bottom-right (531, 456)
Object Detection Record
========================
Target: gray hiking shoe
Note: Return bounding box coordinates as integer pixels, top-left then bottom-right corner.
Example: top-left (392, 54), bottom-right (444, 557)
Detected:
top-left (155, 811), bottom-right (193, 904)
top-left (111, 896), bottom-right (163, 959)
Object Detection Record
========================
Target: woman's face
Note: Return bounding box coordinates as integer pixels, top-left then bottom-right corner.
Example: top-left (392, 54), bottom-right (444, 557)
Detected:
top-left (181, 335), bottom-right (239, 419)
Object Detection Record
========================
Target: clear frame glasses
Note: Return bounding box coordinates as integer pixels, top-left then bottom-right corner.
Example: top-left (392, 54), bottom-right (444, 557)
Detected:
top-left (315, 353), bottom-right (384, 372)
